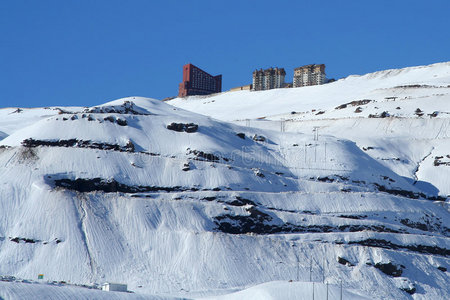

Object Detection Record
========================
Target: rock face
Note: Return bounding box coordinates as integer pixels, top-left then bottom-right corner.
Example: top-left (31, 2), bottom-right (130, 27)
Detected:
top-left (338, 257), bottom-right (355, 267)
top-left (22, 138), bottom-right (135, 153)
top-left (167, 122), bottom-right (198, 133)
top-left (374, 262), bottom-right (404, 277)
top-left (236, 133), bottom-right (245, 139)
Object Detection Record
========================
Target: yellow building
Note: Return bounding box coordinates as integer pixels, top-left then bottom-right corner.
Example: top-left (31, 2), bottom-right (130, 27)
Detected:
top-left (229, 84), bottom-right (252, 92)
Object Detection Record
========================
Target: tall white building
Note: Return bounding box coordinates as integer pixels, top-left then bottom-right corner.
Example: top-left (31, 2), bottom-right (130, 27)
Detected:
top-left (293, 64), bottom-right (326, 87)
top-left (252, 67), bottom-right (286, 91)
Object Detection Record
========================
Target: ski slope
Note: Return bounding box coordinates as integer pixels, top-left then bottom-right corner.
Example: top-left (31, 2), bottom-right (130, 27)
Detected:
top-left (203, 281), bottom-right (371, 300)
top-left (169, 62), bottom-right (450, 121)
top-left (0, 280), bottom-right (179, 300)
top-left (169, 62), bottom-right (450, 196)
top-left (0, 62), bottom-right (449, 299)
top-left (0, 280), bottom-right (370, 300)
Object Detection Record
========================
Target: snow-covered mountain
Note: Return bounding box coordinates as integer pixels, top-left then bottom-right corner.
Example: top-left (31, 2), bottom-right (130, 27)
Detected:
top-left (169, 62), bottom-right (450, 196)
top-left (169, 62), bottom-right (450, 121)
top-left (0, 62), bottom-right (449, 299)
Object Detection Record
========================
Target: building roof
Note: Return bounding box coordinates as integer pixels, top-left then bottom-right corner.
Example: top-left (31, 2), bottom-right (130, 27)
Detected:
top-left (294, 64), bottom-right (325, 71)
top-left (253, 67), bottom-right (286, 75)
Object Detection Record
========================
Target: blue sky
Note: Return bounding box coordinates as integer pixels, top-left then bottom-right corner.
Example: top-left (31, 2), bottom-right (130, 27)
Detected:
top-left (1, 0), bottom-right (449, 108)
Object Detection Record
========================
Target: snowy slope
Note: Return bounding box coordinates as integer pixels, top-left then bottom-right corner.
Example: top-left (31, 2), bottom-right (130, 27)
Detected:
top-left (0, 280), bottom-right (181, 300)
top-left (0, 63), bottom-right (449, 299)
top-left (0, 106), bottom-right (82, 141)
top-left (0, 279), bottom-right (370, 300)
top-left (168, 62), bottom-right (450, 196)
top-left (0, 97), bottom-right (448, 299)
top-left (169, 62), bottom-right (450, 121)
top-left (203, 281), bottom-right (371, 300)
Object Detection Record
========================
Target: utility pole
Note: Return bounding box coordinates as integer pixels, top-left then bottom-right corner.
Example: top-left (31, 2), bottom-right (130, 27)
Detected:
top-left (292, 242), bottom-right (299, 282)
top-left (314, 144), bottom-right (317, 163)
top-left (304, 143), bottom-right (307, 164)
top-left (326, 282), bottom-right (329, 300)
top-left (322, 257), bottom-right (325, 283)
top-left (313, 127), bottom-right (319, 141)
top-left (309, 259), bottom-right (312, 282)
top-left (312, 282), bottom-right (315, 300)
top-left (340, 280), bottom-right (343, 300)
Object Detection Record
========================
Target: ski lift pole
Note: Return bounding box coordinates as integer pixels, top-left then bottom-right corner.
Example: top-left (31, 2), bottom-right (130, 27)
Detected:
top-left (322, 257), bottom-right (325, 283)
top-left (309, 258), bottom-right (312, 282)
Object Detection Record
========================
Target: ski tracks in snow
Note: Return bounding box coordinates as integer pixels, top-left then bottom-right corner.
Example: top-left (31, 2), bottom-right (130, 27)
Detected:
top-left (72, 193), bottom-right (98, 280)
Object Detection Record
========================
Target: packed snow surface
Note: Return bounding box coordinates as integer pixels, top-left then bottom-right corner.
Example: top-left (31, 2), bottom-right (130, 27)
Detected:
top-left (203, 281), bottom-right (371, 300)
top-left (0, 280), bottom-right (180, 300)
top-left (0, 62), bottom-right (449, 299)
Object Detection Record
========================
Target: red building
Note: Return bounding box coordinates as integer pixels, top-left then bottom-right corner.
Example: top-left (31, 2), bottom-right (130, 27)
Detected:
top-left (178, 64), bottom-right (222, 97)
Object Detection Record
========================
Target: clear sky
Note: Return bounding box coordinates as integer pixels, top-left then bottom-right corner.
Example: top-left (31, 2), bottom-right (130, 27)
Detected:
top-left (1, 0), bottom-right (449, 108)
